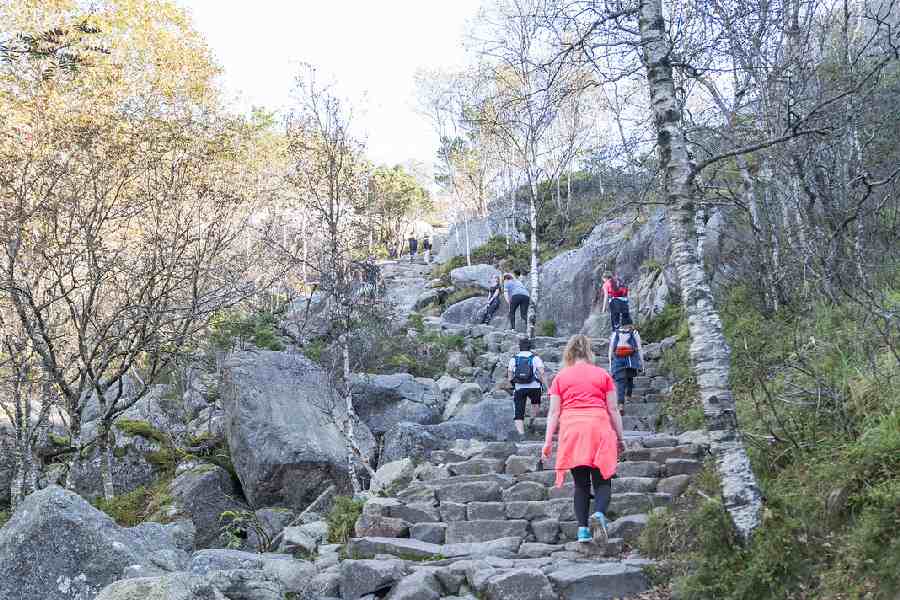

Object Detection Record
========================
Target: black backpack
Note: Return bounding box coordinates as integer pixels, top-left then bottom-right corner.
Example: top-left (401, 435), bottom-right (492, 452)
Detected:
top-left (512, 354), bottom-right (536, 384)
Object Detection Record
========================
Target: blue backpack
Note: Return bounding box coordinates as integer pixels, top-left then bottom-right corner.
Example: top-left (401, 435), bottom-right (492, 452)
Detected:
top-left (512, 355), bottom-right (536, 384)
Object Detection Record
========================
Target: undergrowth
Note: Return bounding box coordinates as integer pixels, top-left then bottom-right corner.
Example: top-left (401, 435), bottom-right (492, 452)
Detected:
top-left (93, 476), bottom-right (175, 527)
top-left (326, 496), bottom-right (364, 544)
top-left (644, 287), bottom-right (900, 599)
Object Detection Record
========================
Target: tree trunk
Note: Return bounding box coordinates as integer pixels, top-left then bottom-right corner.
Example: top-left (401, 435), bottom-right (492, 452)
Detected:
top-left (341, 338), bottom-right (361, 494)
top-left (639, 0), bottom-right (762, 542)
top-left (463, 212), bottom-right (472, 267)
top-left (528, 178), bottom-right (539, 339)
top-left (98, 423), bottom-right (116, 501)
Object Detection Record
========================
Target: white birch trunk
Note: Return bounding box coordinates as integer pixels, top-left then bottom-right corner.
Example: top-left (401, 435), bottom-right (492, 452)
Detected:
top-left (528, 178), bottom-right (539, 339)
top-left (98, 424), bottom-right (116, 501)
top-left (640, 0), bottom-right (762, 541)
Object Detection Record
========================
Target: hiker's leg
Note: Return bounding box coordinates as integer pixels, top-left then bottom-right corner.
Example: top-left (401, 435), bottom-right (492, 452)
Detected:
top-left (513, 389), bottom-right (526, 435)
top-left (590, 467), bottom-right (612, 515)
top-left (571, 466), bottom-right (592, 527)
top-left (520, 296), bottom-right (530, 329)
top-left (508, 296), bottom-right (521, 330)
top-left (624, 376), bottom-right (634, 400)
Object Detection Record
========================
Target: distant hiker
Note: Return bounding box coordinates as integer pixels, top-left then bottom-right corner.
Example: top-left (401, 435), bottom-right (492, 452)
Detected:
top-left (363, 255), bottom-right (380, 298)
top-left (480, 274), bottom-right (503, 325)
top-left (543, 334), bottom-right (625, 544)
top-left (507, 336), bottom-right (547, 436)
top-left (503, 272), bottom-right (530, 332)
top-left (599, 271), bottom-right (631, 331)
top-left (407, 236), bottom-right (418, 262)
top-left (608, 319), bottom-right (644, 414)
top-left (422, 236), bottom-right (432, 263)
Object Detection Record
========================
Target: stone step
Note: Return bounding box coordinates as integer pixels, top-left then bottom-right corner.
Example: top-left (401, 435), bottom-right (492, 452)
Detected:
top-left (547, 562), bottom-right (651, 599)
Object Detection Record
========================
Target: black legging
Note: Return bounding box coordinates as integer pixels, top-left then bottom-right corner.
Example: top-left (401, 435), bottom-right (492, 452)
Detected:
top-left (509, 294), bottom-right (530, 330)
top-left (571, 466), bottom-right (612, 527)
top-left (609, 298), bottom-right (630, 330)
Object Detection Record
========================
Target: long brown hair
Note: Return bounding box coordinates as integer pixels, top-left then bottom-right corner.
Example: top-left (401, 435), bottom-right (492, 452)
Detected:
top-left (563, 334), bottom-right (594, 367)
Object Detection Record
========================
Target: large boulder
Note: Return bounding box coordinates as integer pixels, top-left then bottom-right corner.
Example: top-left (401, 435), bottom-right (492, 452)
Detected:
top-left (349, 373), bottom-right (442, 436)
top-left (380, 399), bottom-right (516, 463)
top-left (222, 350), bottom-right (375, 511)
top-left (441, 296), bottom-right (507, 327)
top-left (95, 569), bottom-right (284, 600)
top-left (540, 211), bottom-right (676, 336)
top-left (282, 292), bottom-right (333, 341)
top-left (443, 383), bottom-right (484, 420)
top-left (0, 486), bottom-right (193, 600)
top-left (450, 264), bottom-right (502, 291)
top-left (435, 213), bottom-right (521, 264)
top-left (168, 464), bottom-right (247, 549)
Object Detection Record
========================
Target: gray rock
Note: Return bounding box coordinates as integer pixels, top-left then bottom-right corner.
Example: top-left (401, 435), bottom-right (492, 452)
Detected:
top-left (0, 486), bottom-right (191, 600)
top-left (441, 296), bottom-right (507, 327)
top-left (346, 537), bottom-right (443, 560)
top-left (504, 455), bottom-right (538, 476)
top-left (189, 549), bottom-right (263, 574)
top-left (614, 477), bottom-right (659, 494)
top-left (443, 383), bottom-right (483, 420)
top-left (450, 264), bottom-right (502, 290)
top-left (410, 522), bottom-right (447, 544)
top-left (616, 461), bottom-right (660, 478)
top-left (354, 514), bottom-right (410, 538)
top-left (222, 350), bottom-right (375, 510)
top-left (439, 502), bottom-right (467, 522)
top-left (388, 502), bottom-right (441, 524)
top-left (436, 375), bottom-right (462, 401)
top-left (248, 508), bottom-right (296, 552)
top-left (484, 568), bottom-right (556, 600)
top-left (279, 521), bottom-right (328, 556)
top-left (449, 457), bottom-right (504, 476)
top-left (467, 502), bottom-right (507, 521)
top-left (350, 373), bottom-right (442, 436)
top-left (517, 542), bottom-right (559, 558)
top-left (170, 464), bottom-right (246, 549)
top-left (436, 481), bottom-right (503, 504)
top-left (608, 514), bottom-right (649, 543)
top-left (530, 519), bottom-right (560, 544)
top-left (547, 562), bottom-right (649, 599)
top-left (97, 569), bottom-right (284, 600)
top-left (657, 474), bottom-right (692, 497)
top-left (502, 481), bottom-right (547, 502)
top-left (445, 520), bottom-right (529, 544)
top-left (665, 458), bottom-right (703, 476)
top-left (370, 458), bottom-right (416, 494)
top-left (260, 555), bottom-right (317, 594)
top-left (442, 537), bottom-right (522, 558)
top-left (340, 559), bottom-right (406, 600)
top-left (384, 569), bottom-right (443, 600)
top-left (608, 493), bottom-right (656, 518)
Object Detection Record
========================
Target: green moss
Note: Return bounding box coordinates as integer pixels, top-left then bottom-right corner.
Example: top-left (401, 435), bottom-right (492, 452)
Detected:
top-left (0, 509), bottom-right (9, 528)
top-left (443, 287), bottom-right (484, 307)
top-left (326, 496), bottom-right (364, 544)
top-left (640, 302), bottom-right (686, 343)
top-left (48, 433), bottom-right (71, 447)
top-left (114, 420), bottom-right (168, 445)
top-left (93, 477), bottom-right (175, 527)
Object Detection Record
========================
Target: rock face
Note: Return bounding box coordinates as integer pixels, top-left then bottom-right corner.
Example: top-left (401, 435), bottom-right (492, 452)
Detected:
top-left (539, 211), bottom-right (676, 336)
top-left (169, 464), bottom-right (246, 549)
top-left (441, 296), bottom-right (508, 327)
top-left (450, 264), bottom-right (502, 290)
top-left (0, 486), bottom-right (193, 600)
top-left (222, 350), bottom-right (375, 511)
top-left (349, 373), bottom-right (442, 436)
top-left (436, 213), bottom-right (521, 264)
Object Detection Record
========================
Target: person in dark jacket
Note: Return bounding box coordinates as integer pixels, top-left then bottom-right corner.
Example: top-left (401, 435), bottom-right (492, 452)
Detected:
top-left (407, 236), bottom-right (418, 262)
top-left (607, 319), bottom-right (644, 415)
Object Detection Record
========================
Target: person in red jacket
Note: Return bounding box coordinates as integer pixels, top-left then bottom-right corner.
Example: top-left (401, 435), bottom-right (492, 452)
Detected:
top-left (598, 271), bottom-right (631, 331)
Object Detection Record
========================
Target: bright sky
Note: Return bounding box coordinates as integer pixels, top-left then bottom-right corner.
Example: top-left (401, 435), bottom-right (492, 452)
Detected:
top-left (177, 1), bottom-right (482, 170)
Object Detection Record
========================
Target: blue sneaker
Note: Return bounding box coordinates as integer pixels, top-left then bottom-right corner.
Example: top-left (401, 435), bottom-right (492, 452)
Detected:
top-left (576, 526), bottom-right (592, 543)
top-left (590, 512), bottom-right (609, 546)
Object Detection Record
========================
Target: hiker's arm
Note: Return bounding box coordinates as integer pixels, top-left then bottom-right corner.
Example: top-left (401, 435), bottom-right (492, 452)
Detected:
top-left (605, 388), bottom-right (625, 451)
top-left (542, 394), bottom-right (561, 457)
top-left (608, 337), bottom-right (614, 367)
top-left (601, 289), bottom-right (609, 312)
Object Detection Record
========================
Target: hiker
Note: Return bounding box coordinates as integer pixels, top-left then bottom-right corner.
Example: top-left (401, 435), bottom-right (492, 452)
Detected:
top-left (422, 236), bottom-right (432, 264)
top-left (542, 334), bottom-right (625, 544)
top-left (599, 271), bottom-right (631, 331)
top-left (503, 272), bottom-right (530, 332)
top-left (506, 336), bottom-right (547, 436)
top-left (480, 274), bottom-right (503, 325)
top-left (608, 319), bottom-right (644, 414)
top-left (363, 255), bottom-right (380, 298)
top-left (407, 236), bottom-right (418, 262)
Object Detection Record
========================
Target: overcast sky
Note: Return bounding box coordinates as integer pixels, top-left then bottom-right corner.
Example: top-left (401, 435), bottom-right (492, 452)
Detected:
top-left (177, 0), bottom-right (481, 171)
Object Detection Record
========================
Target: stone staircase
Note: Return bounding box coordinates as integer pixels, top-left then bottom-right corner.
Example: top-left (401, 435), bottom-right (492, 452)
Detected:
top-left (330, 318), bottom-right (705, 599)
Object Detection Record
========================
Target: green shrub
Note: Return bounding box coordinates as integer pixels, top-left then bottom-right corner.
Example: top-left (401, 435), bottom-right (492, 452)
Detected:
top-left (326, 496), bottom-right (364, 544)
top-left (536, 320), bottom-right (557, 337)
top-left (444, 287), bottom-right (485, 307)
top-left (0, 509), bottom-right (9, 528)
top-left (209, 309), bottom-right (284, 352)
top-left (640, 302), bottom-right (686, 343)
